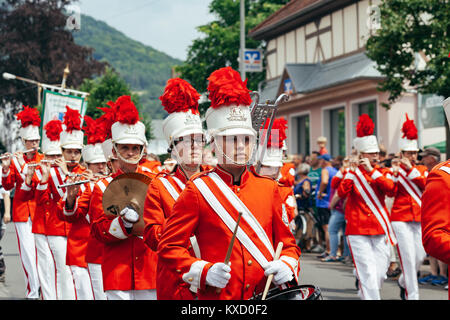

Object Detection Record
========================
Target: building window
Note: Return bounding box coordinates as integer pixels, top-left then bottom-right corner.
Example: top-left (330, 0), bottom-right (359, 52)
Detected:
top-left (291, 114), bottom-right (310, 156)
top-left (324, 107), bottom-right (346, 157)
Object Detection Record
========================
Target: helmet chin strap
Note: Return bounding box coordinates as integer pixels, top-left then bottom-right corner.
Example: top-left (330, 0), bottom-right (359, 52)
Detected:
top-left (113, 144), bottom-right (144, 165)
top-left (212, 137), bottom-right (255, 166)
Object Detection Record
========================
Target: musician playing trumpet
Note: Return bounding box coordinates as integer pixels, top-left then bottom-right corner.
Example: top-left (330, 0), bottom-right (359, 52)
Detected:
top-left (157, 67), bottom-right (300, 300)
top-left (330, 114), bottom-right (396, 300)
top-left (389, 114), bottom-right (428, 300)
top-left (1, 105), bottom-right (42, 299)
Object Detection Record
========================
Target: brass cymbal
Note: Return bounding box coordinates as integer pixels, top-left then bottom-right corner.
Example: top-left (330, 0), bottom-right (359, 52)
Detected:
top-left (102, 172), bottom-right (153, 236)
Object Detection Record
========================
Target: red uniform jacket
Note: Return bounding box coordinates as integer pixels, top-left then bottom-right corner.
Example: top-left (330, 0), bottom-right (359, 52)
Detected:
top-left (140, 159), bottom-right (162, 174)
top-left (56, 182), bottom-right (95, 268)
top-left (337, 165), bottom-right (395, 236)
top-left (1, 152), bottom-right (43, 222)
top-left (278, 184), bottom-right (298, 234)
top-left (90, 166), bottom-right (158, 291)
top-left (390, 165), bottom-right (428, 222)
top-left (421, 160), bottom-right (450, 299)
top-left (143, 166), bottom-right (203, 300)
top-left (157, 165), bottom-right (301, 300)
top-left (278, 162), bottom-right (296, 188)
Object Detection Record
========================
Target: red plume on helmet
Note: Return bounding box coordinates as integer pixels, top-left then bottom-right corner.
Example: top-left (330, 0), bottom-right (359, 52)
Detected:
top-left (207, 66), bottom-right (252, 109)
top-left (263, 118), bottom-right (288, 149)
top-left (15, 105), bottom-right (41, 128)
top-left (44, 119), bottom-right (63, 141)
top-left (63, 106), bottom-right (82, 133)
top-left (356, 114), bottom-right (375, 137)
top-left (115, 95), bottom-right (140, 125)
top-left (97, 100), bottom-right (117, 139)
top-left (401, 113), bottom-right (418, 140)
top-left (83, 115), bottom-right (106, 145)
top-left (160, 78), bottom-right (201, 115)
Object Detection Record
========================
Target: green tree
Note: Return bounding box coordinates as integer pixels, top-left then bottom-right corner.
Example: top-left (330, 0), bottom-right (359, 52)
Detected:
top-left (0, 0), bottom-right (106, 111)
top-left (176, 0), bottom-right (289, 115)
top-left (365, 0), bottom-right (450, 108)
top-left (365, 0), bottom-right (450, 154)
top-left (79, 67), bottom-right (153, 140)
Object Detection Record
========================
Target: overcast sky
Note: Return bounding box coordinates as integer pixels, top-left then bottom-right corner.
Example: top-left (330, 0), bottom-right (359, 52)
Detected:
top-left (77, 0), bottom-right (215, 61)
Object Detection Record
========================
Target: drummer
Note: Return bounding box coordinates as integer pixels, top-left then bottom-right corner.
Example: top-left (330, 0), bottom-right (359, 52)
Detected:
top-left (143, 78), bottom-right (207, 299)
top-left (157, 67), bottom-right (301, 300)
top-left (89, 95), bottom-right (158, 300)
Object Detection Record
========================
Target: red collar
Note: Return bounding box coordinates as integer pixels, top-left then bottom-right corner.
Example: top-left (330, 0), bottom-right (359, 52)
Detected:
top-left (214, 165), bottom-right (250, 186)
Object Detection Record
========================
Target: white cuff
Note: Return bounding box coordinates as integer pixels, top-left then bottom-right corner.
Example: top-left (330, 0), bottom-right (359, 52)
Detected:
top-left (335, 170), bottom-right (344, 179)
top-left (408, 168), bottom-right (421, 180)
top-left (182, 260), bottom-right (209, 289)
top-left (371, 170), bottom-right (383, 180)
top-left (280, 255), bottom-right (299, 283)
top-left (20, 183), bottom-right (32, 192)
top-left (108, 217), bottom-right (128, 240)
top-left (36, 183), bottom-right (48, 191)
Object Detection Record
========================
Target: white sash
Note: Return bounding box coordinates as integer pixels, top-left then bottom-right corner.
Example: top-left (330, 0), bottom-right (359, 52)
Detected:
top-left (50, 167), bottom-right (66, 198)
top-left (193, 173), bottom-right (274, 269)
top-left (158, 176), bottom-right (201, 258)
top-left (352, 169), bottom-right (397, 245)
top-left (397, 168), bottom-right (422, 206)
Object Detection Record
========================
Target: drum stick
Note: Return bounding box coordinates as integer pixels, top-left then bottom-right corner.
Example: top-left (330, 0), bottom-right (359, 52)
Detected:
top-left (216, 211), bottom-right (242, 294)
top-left (261, 242), bottom-right (284, 300)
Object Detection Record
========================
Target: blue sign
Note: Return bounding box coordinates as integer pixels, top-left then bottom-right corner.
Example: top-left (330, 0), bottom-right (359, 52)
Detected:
top-left (244, 49), bottom-right (263, 72)
top-left (284, 78), bottom-right (293, 95)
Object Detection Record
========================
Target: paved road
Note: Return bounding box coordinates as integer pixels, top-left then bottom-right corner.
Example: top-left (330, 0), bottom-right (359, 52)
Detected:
top-left (0, 223), bottom-right (447, 300)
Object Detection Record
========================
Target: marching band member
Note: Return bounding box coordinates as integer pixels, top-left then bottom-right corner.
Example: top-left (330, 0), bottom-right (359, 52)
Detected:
top-left (1, 105), bottom-right (42, 299)
top-left (157, 67), bottom-right (301, 300)
top-left (89, 95), bottom-right (158, 300)
top-left (390, 114), bottom-right (427, 300)
top-left (333, 114), bottom-right (396, 300)
top-left (143, 77), bottom-right (205, 299)
top-left (421, 97), bottom-right (450, 299)
top-left (258, 117), bottom-right (298, 234)
top-left (61, 104), bottom-right (120, 301)
top-left (57, 115), bottom-right (107, 300)
top-left (21, 119), bottom-right (65, 300)
top-left (40, 106), bottom-right (86, 299)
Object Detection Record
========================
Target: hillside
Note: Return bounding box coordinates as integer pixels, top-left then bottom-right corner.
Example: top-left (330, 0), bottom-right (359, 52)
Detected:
top-left (73, 14), bottom-right (181, 119)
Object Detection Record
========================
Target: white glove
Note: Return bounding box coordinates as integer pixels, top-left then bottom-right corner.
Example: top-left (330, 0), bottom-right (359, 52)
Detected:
top-left (205, 263), bottom-right (231, 289)
top-left (264, 260), bottom-right (293, 285)
top-left (120, 206), bottom-right (139, 228)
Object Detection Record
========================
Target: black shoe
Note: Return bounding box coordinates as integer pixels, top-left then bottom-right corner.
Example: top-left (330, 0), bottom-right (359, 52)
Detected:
top-left (355, 278), bottom-right (359, 290)
top-left (398, 281), bottom-right (406, 300)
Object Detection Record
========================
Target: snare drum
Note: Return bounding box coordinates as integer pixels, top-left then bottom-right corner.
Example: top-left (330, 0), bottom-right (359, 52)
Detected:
top-left (250, 284), bottom-right (322, 300)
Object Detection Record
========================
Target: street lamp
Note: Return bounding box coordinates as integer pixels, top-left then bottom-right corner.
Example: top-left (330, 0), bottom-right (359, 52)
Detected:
top-left (2, 72), bottom-right (42, 105)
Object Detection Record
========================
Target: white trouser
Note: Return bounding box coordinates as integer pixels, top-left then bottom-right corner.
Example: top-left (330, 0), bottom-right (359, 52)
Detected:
top-left (106, 289), bottom-right (157, 300)
top-left (34, 234), bottom-right (56, 300)
top-left (392, 221), bottom-right (427, 300)
top-left (70, 265), bottom-right (94, 300)
top-left (87, 263), bottom-right (107, 300)
top-left (348, 234), bottom-right (390, 300)
top-left (14, 219), bottom-right (40, 299)
top-left (47, 235), bottom-right (75, 300)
